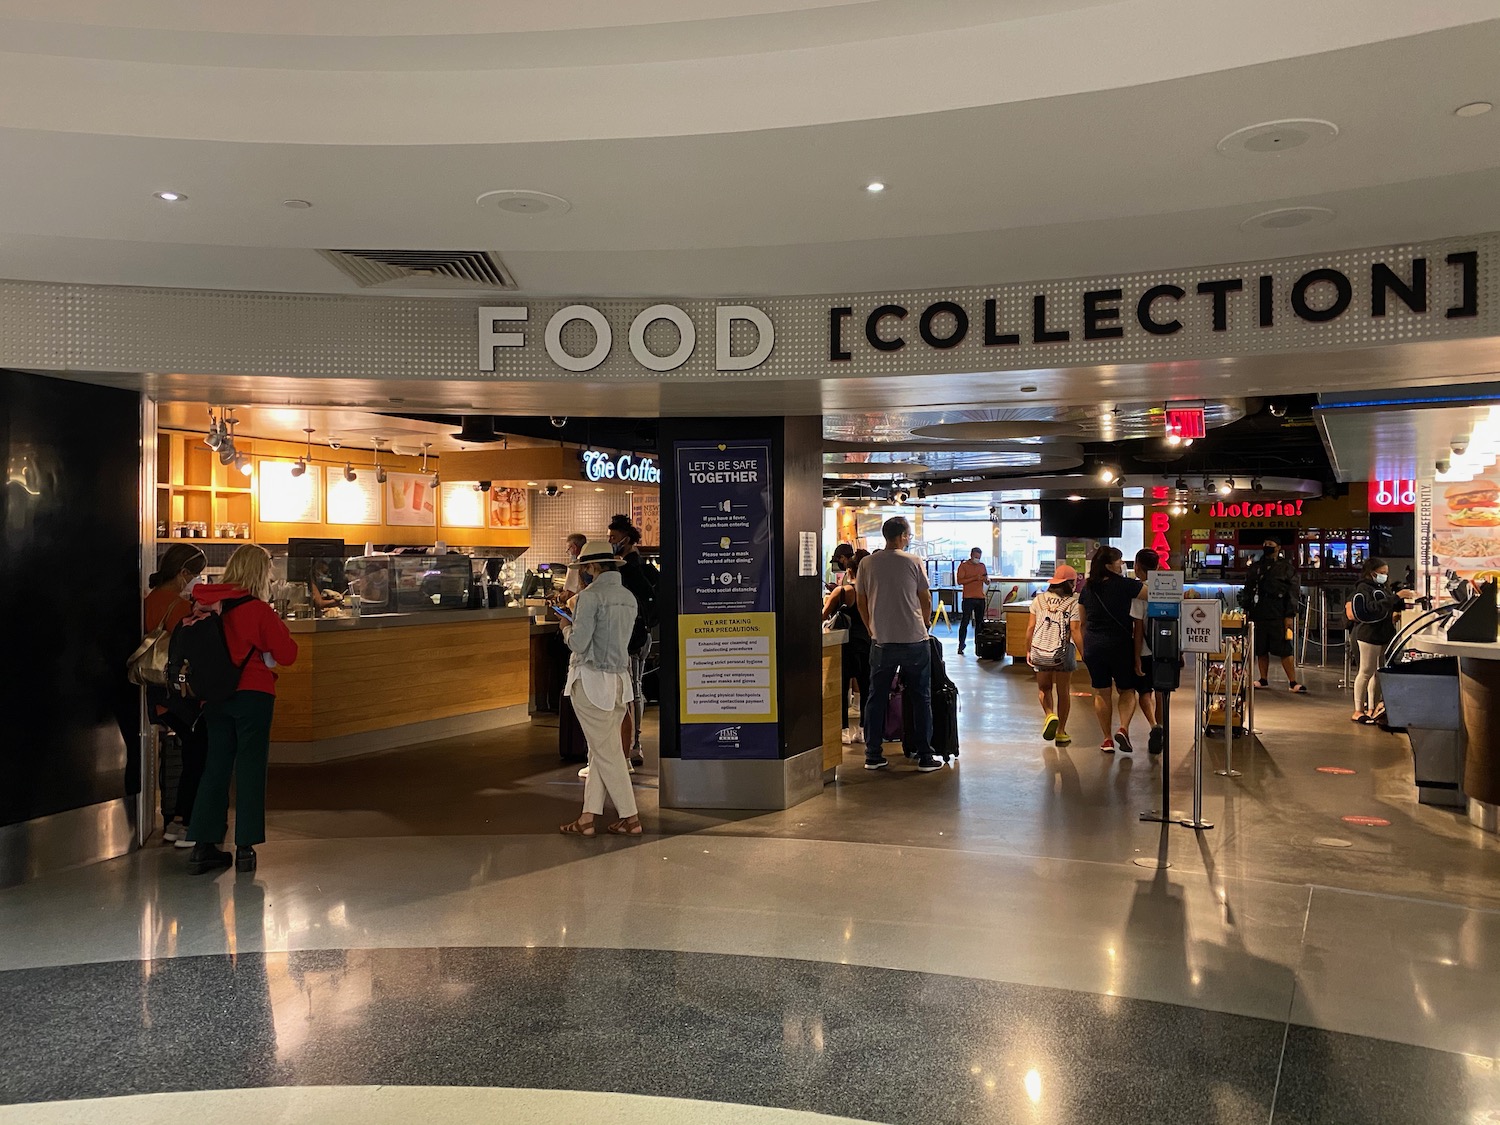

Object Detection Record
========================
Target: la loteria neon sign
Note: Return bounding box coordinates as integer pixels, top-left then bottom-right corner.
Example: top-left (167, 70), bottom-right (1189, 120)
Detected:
top-left (581, 449), bottom-right (661, 485)
top-left (1209, 499), bottom-right (1304, 519)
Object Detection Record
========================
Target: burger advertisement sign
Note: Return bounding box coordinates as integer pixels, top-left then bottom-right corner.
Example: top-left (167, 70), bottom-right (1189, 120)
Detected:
top-left (1434, 479), bottom-right (1500, 579)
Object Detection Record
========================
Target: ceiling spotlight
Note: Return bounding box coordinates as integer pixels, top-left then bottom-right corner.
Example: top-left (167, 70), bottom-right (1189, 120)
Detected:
top-left (866, 182), bottom-right (886, 193)
top-left (1436, 456), bottom-right (1452, 475)
top-left (1175, 476), bottom-right (1188, 490)
top-left (1192, 503), bottom-right (1201, 514)
top-left (290, 458), bottom-right (307, 477)
top-left (236, 452), bottom-right (253, 477)
top-left (562, 484), bottom-right (573, 490)
top-left (282, 199), bottom-right (313, 209)
top-left (917, 484), bottom-right (928, 499)
top-left (1218, 478), bottom-right (1234, 496)
top-left (1097, 464), bottom-right (1119, 484)
top-left (153, 191), bottom-right (187, 202)
top-left (474, 479), bottom-right (492, 492)
top-left (343, 463), bottom-right (357, 482)
top-left (1165, 434), bottom-right (1181, 446)
top-left (1251, 476), bottom-right (1263, 492)
top-left (1183, 438), bottom-right (1194, 447)
top-left (1202, 475), bottom-right (1214, 493)
top-left (1455, 101), bottom-right (1493, 117)
top-left (1019, 384), bottom-right (1039, 393)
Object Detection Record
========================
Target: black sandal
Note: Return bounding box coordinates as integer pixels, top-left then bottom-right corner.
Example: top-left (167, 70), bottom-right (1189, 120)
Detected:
top-left (1289, 682), bottom-right (1308, 694)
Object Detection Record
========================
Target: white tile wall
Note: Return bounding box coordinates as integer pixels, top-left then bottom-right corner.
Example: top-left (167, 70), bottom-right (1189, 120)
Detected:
top-left (517, 483), bottom-right (637, 571)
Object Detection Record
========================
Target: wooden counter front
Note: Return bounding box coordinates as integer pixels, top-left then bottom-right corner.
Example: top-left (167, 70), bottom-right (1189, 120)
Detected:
top-left (271, 614), bottom-right (530, 759)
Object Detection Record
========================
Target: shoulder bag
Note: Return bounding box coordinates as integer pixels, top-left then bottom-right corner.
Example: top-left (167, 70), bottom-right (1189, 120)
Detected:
top-left (126, 600), bottom-right (178, 687)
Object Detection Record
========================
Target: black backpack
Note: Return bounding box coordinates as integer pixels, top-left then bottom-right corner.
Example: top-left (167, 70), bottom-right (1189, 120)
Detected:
top-left (166, 596), bottom-right (256, 705)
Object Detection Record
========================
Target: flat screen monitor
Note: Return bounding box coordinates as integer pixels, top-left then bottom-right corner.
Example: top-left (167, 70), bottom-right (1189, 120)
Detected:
top-left (1204, 554), bottom-right (1224, 568)
top-left (1371, 513), bottom-right (1415, 557)
top-left (1039, 499), bottom-right (1123, 539)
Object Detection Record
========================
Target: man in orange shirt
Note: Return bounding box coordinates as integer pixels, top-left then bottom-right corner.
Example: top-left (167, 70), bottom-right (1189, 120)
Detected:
top-left (955, 547), bottom-right (989, 655)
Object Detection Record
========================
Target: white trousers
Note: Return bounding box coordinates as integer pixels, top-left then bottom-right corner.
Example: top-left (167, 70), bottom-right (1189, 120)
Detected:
top-left (573, 683), bottom-right (638, 819)
top-left (1353, 640), bottom-right (1384, 713)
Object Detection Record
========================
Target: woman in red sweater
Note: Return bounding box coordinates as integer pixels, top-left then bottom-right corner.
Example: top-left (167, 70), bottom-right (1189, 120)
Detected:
top-left (186, 544), bottom-right (298, 875)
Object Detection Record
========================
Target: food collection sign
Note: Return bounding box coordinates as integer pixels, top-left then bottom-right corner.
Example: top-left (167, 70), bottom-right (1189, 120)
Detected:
top-left (675, 440), bottom-right (779, 759)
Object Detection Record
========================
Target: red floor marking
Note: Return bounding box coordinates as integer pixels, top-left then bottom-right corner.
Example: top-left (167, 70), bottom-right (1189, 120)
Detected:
top-left (1341, 815), bottom-right (1391, 827)
top-left (1317, 766), bottom-right (1357, 775)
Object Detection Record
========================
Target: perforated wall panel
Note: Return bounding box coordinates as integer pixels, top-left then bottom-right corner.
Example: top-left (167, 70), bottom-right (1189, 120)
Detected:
top-left (0, 232), bottom-right (1494, 381)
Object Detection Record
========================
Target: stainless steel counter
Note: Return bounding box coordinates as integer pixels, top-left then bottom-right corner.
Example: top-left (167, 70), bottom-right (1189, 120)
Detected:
top-left (286, 606), bottom-right (531, 634)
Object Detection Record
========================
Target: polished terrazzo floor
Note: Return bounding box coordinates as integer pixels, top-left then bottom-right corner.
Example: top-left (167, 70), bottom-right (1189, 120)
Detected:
top-left (2, 637), bottom-right (1497, 1123)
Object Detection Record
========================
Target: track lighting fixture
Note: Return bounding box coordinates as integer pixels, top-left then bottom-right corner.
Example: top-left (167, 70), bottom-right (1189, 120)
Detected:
top-left (1218, 478), bottom-right (1233, 496)
top-left (236, 452), bottom-right (253, 477)
top-left (343, 463), bottom-right (357, 483)
top-left (1175, 476), bottom-right (1188, 491)
top-left (419, 441), bottom-right (439, 488)
top-left (1097, 464), bottom-right (1120, 484)
top-left (291, 426), bottom-right (314, 477)
top-left (1201, 474), bottom-right (1213, 493)
top-left (1251, 477), bottom-right (1263, 493)
top-left (373, 437), bottom-right (388, 484)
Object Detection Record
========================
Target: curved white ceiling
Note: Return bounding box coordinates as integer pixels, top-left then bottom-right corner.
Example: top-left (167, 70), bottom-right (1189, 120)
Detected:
top-left (0, 0), bottom-right (1491, 143)
top-left (0, 4), bottom-right (1497, 299)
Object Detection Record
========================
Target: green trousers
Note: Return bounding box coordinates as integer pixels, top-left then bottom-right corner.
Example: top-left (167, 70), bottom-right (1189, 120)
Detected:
top-left (187, 690), bottom-right (275, 847)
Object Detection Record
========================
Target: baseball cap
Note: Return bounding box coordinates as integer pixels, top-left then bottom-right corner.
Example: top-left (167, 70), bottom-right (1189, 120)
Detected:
top-left (1051, 563), bottom-right (1079, 583)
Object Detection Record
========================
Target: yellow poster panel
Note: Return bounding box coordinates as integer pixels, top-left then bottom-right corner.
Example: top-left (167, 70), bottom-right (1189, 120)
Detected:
top-left (677, 612), bottom-right (779, 725)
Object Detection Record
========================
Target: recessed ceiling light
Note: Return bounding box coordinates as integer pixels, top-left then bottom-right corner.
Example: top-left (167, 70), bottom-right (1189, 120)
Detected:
top-left (1019, 385), bottom-right (1039, 393)
top-left (476, 189), bottom-right (572, 215)
top-left (1240, 205), bottom-right (1336, 231)
top-left (1216, 119), bottom-right (1338, 159)
top-left (282, 198), bottom-right (313, 209)
top-left (153, 191), bottom-right (187, 202)
top-left (1455, 101), bottom-right (1493, 117)
top-left (865, 182), bottom-right (886, 193)
top-left (526, 481), bottom-right (538, 487)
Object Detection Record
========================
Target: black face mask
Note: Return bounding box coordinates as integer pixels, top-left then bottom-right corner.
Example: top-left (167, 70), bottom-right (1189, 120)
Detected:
top-left (1263, 546), bottom-right (1277, 558)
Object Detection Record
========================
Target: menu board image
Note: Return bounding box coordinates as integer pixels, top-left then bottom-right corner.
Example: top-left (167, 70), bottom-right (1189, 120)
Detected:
top-left (675, 440), bottom-right (778, 760)
top-left (630, 491), bottom-right (660, 546)
top-left (326, 471), bottom-right (381, 525)
top-left (1432, 478), bottom-right (1500, 581)
top-left (487, 486), bottom-right (530, 530)
top-left (386, 472), bottom-right (437, 527)
top-left (439, 481), bottom-right (485, 528)
top-left (258, 460), bottom-right (321, 524)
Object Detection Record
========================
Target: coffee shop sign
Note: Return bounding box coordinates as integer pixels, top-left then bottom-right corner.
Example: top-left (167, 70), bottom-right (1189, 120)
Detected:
top-left (582, 449), bottom-right (661, 485)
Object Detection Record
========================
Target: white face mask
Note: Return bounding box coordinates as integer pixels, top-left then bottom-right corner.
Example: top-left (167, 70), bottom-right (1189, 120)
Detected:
top-left (1374, 573), bottom-right (1388, 585)
top-left (186, 574), bottom-right (204, 592)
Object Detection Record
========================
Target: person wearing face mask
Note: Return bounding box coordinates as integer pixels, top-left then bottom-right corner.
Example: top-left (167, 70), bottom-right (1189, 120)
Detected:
top-left (144, 544), bottom-right (208, 846)
top-left (1242, 538), bottom-right (1306, 693)
top-left (1347, 556), bottom-right (1415, 724)
top-left (1077, 546), bottom-right (1144, 755)
top-left (559, 541), bottom-right (643, 837)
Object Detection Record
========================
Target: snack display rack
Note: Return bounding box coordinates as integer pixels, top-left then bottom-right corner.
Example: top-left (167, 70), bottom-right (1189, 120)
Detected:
top-left (1200, 616), bottom-right (1254, 738)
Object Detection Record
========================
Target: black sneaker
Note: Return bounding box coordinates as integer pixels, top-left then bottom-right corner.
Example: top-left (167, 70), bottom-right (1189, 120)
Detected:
top-left (235, 846), bottom-right (257, 873)
top-left (187, 843), bottom-right (232, 876)
top-left (915, 757), bottom-right (945, 772)
top-left (1148, 725), bottom-right (1164, 756)
top-left (630, 754), bottom-right (645, 769)
top-left (864, 757), bottom-right (890, 770)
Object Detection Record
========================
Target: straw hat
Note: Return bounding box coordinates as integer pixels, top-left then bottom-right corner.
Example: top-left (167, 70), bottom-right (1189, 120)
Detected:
top-left (567, 541), bottom-right (619, 567)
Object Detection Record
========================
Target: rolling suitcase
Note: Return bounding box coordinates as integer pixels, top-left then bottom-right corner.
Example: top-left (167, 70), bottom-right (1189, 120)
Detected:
top-left (901, 637), bottom-right (961, 760)
top-left (558, 694), bottom-right (589, 763)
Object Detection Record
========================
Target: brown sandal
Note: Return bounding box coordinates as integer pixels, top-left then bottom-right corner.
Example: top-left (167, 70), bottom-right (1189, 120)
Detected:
top-left (560, 818), bottom-right (596, 837)
top-left (607, 818), bottom-right (643, 836)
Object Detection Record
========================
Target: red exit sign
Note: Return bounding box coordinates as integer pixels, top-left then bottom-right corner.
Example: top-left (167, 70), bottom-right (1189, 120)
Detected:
top-left (1164, 405), bottom-right (1206, 441)
top-left (1368, 479), bottom-right (1415, 512)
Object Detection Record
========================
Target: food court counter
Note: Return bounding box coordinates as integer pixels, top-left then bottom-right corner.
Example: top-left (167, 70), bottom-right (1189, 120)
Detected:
top-left (1411, 633), bottom-right (1500, 833)
top-left (270, 606), bottom-right (532, 763)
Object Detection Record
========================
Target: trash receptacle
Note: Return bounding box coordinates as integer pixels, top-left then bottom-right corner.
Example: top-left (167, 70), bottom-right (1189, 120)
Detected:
top-left (1380, 658), bottom-right (1466, 808)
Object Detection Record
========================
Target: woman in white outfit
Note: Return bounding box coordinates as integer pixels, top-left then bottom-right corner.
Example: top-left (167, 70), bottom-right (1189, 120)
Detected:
top-left (559, 541), bottom-right (645, 837)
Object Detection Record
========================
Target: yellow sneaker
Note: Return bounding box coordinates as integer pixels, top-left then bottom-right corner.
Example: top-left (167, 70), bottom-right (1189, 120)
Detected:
top-left (1054, 730), bottom-right (1073, 747)
top-left (1042, 713), bottom-right (1060, 741)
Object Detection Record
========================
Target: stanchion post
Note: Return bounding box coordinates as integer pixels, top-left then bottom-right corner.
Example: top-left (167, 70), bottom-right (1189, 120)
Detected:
top-left (1181, 652), bottom-right (1214, 830)
top-left (1246, 619), bottom-right (1256, 736)
top-left (1319, 589), bottom-right (1329, 668)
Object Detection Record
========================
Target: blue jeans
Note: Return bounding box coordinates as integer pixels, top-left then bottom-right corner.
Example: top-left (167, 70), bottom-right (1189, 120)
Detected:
top-left (957, 597), bottom-right (985, 649)
top-left (862, 641), bottom-right (933, 762)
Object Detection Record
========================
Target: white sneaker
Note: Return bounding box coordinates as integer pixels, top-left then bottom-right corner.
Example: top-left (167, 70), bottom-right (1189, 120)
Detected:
top-left (174, 837), bottom-right (195, 849)
top-left (628, 762), bottom-right (637, 774)
top-left (578, 765), bottom-right (590, 779)
top-left (163, 822), bottom-right (186, 843)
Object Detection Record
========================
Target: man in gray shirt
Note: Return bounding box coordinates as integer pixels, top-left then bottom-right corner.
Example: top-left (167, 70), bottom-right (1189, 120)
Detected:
top-left (856, 517), bottom-right (941, 771)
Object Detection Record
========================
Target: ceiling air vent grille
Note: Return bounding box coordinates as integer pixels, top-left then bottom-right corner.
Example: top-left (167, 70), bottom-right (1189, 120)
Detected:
top-left (318, 249), bottom-right (517, 290)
